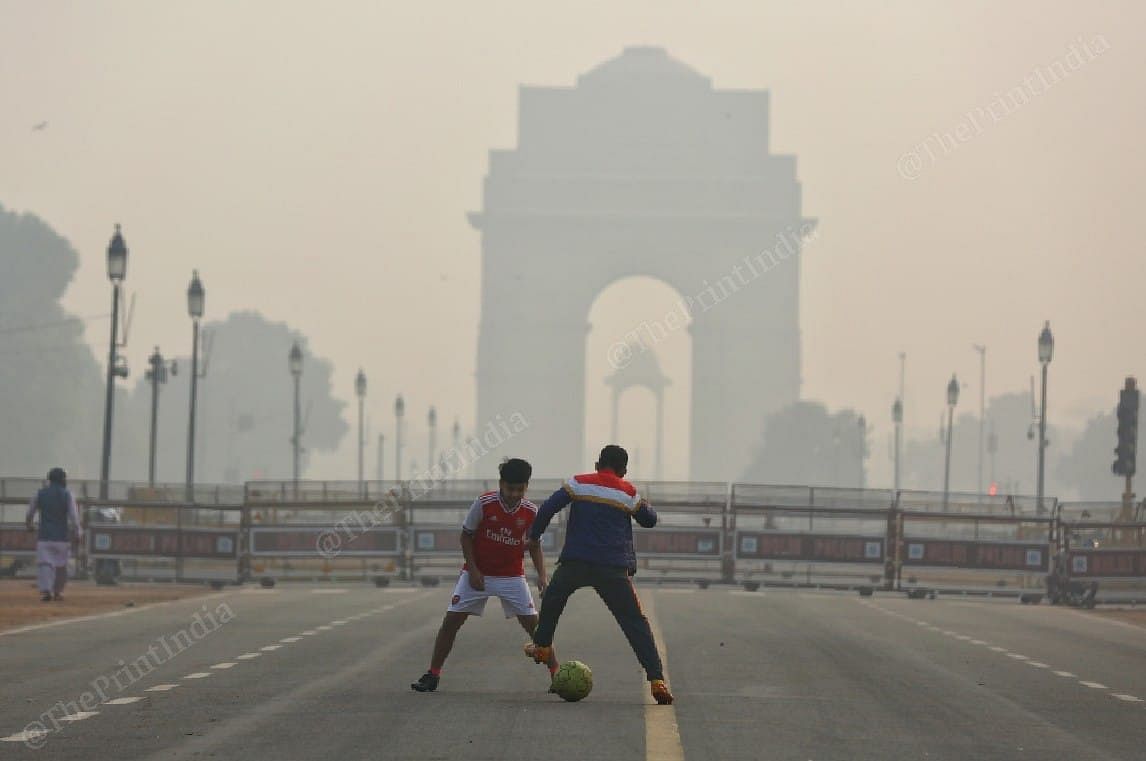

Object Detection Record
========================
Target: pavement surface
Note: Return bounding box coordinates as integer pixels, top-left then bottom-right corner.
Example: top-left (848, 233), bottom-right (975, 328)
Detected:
top-left (2, 582), bottom-right (1145, 760)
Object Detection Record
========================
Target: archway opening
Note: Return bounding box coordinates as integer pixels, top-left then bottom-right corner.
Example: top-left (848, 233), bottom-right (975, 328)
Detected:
top-left (583, 276), bottom-right (692, 481)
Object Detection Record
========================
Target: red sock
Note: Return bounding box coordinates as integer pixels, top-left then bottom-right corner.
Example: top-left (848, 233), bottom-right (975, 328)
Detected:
top-left (430, 667), bottom-right (442, 676)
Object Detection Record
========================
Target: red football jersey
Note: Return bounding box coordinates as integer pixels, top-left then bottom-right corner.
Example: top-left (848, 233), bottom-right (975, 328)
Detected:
top-left (461, 491), bottom-right (538, 577)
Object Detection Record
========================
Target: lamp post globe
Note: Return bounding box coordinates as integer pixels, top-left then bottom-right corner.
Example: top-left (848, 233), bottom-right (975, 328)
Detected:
top-left (107, 224), bottom-right (127, 282)
top-left (187, 270), bottom-right (204, 319)
top-left (289, 342), bottom-right (303, 377)
top-left (1038, 321), bottom-right (1054, 364)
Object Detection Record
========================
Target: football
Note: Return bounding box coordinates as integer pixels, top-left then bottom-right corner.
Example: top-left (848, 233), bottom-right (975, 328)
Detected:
top-left (551, 660), bottom-right (593, 702)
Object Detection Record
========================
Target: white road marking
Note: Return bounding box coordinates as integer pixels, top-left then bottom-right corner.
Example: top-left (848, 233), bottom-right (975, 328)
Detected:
top-left (280, 637), bottom-right (301, 643)
top-left (1053, 671), bottom-right (1076, 678)
top-left (970, 640), bottom-right (987, 645)
top-left (237, 653), bottom-right (262, 660)
top-left (1113, 694), bottom-right (1143, 702)
top-left (1026, 662), bottom-right (1050, 668)
top-left (58, 712), bottom-right (98, 722)
top-left (146, 684), bottom-right (179, 692)
top-left (104, 697), bottom-right (143, 705)
top-left (1007, 653), bottom-right (1029, 660)
top-left (954, 635), bottom-right (973, 641)
top-left (316, 625), bottom-right (333, 631)
top-left (300, 630), bottom-right (317, 635)
top-left (261, 645), bottom-right (283, 651)
top-left (1079, 681), bottom-right (1109, 689)
top-left (644, 593), bottom-right (684, 761)
top-left (184, 672), bottom-right (212, 679)
top-left (990, 646), bottom-right (1009, 653)
top-left (331, 620), bottom-right (347, 625)
top-left (211, 662), bottom-right (237, 669)
top-left (2, 730), bottom-right (48, 743)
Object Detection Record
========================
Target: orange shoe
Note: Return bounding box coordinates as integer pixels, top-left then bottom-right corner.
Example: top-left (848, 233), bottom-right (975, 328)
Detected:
top-left (650, 679), bottom-right (674, 705)
top-left (523, 642), bottom-right (552, 665)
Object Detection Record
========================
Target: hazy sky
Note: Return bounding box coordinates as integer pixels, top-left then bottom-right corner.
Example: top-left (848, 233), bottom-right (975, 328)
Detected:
top-left (2, 1), bottom-right (1143, 483)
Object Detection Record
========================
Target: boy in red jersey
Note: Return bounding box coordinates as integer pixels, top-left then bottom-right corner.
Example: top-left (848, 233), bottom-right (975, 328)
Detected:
top-left (411, 458), bottom-right (558, 692)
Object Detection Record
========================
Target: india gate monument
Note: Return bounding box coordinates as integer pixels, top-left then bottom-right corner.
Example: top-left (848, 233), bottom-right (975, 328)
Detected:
top-left (469, 47), bottom-right (813, 482)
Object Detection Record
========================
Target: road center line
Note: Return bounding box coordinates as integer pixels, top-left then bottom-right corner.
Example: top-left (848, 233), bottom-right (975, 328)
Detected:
top-left (644, 591), bottom-right (685, 761)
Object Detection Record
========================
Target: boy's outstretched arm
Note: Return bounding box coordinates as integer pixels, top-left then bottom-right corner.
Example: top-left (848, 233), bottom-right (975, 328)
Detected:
top-left (633, 498), bottom-right (658, 528)
top-left (530, 485), bottom-right (572, 540)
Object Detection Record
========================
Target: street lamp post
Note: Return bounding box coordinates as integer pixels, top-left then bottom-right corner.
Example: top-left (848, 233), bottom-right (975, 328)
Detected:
top-left (99, 226), bottom-right (129, 501)
top-left (394, 394), bottom-right (405, 481)
top-left (185, 272), bottom-right (205, 501)
top-left (289, 342), bottom-right (303, 498)
top-left (452, 419), bottom-right (460, 480)
top-left (1036, 322), bottom-right (1054, 515)
top-left (857, 415), bottom-right (867, 488)
top-left (356, 369), bottom-right (367, 498)
top-left (427, 406), bottom-right (437, 482)
top-left (376, 434), bottom-right (385, 482)
top-left (943, 374), bottom-right (960, 510)
top-left (973, 344), bottom-right (986, 498)
top-left (145, 347), bottom-right (177, 486)
top-left (181, 270), bottom-right (205, 583)
top-left (892, 397), bottom-right (903, 493)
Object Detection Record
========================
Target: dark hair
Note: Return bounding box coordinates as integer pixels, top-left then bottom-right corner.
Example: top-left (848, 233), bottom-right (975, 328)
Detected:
top-left (47, 467), bottom-right (67, 485)
top-left (596, 445), bottom-right (628, 473)
top-left (499, 458), bottom-right (532, 485)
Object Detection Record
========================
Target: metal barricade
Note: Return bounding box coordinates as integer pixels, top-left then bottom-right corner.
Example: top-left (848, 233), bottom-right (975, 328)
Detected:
top-left (896, 489), bottom-right (1052, 593)
top-left (730, 484), bottom-right (892, 589)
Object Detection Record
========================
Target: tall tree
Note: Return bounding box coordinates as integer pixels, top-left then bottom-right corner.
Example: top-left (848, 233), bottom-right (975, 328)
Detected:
top-left (1056, 409), bottom-right (1123, 502)
top-left (118, 311), bottom-right (349, 484)
top-left (0, 204), bottom-right (104, 477)
top-left (741, 401), bottom-right (868, 487)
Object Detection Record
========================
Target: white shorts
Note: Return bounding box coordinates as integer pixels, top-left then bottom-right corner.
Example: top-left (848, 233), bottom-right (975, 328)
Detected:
top-left (447, 572), bottom-right (536, 618)
top-left (36, 541), bottom-right (70, 568)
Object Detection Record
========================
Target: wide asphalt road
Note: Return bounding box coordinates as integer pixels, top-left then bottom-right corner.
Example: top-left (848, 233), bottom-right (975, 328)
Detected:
top-left (2, 582), bottom-right (1144, 760)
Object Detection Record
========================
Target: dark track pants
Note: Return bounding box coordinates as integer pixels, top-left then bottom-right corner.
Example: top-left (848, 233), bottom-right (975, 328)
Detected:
top-left (533, 559), bottom-right (664, 682)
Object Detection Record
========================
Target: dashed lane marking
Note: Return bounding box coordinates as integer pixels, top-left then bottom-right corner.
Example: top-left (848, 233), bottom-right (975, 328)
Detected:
top-left (58, 712), bottom-right (98, 722)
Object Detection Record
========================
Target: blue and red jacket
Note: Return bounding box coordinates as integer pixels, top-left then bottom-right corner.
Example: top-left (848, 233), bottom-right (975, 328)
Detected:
top-left (530, 468), bottom-right (658, 570)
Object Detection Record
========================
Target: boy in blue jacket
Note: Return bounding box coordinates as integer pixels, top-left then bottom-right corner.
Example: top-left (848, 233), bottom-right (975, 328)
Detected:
top-left (525, 445), bottom-right (673, 705)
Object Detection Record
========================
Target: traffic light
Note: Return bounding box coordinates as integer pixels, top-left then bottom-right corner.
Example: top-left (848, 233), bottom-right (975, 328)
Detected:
top-left (1113, 377), bottom-right (1139, 477)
